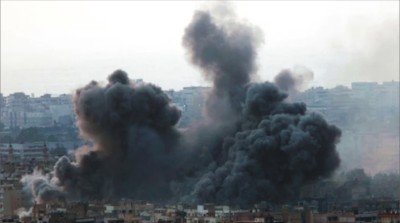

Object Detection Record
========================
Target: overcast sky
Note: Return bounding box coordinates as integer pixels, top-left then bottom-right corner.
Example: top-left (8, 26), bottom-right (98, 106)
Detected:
top-left (1, 1), bottom-right (399, 96)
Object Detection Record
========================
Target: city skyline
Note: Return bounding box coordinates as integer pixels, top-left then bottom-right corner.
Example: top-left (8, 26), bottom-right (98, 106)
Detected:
top-left (1, 80), bottom-right (398, 175)
top-left (1, 1), bottom-right (399, 95)
top-left (1, 79), bottom-right (399, 97)
top-left (0, 2), bottom-right (399, 219)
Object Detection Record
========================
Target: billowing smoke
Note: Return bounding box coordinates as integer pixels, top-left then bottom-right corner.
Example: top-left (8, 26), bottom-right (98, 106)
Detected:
top-left (22, 70), bottom-right (182, 203)
top-left (274, 65), bottom-right (314, 99)
top-left (21, 5), bottom-right (341, 207)
top-left (178, 7), bottom-right (340, 205)
top-left (60, 70), bottom-right (182, 201)
top-left (183, 7), bottom-right (263, 123)
top-left (21, 169), bottom-right (65, 204)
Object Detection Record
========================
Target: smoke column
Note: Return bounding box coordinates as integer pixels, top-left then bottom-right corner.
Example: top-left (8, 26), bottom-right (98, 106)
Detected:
top-left (183, 7), bottom-right (263, 122)
top-left (175, 6), bottom-right (263, 185)
top-left (179, 7), bottom-right (341, 205)
top-left (21, 5), bottom-right (341, 207)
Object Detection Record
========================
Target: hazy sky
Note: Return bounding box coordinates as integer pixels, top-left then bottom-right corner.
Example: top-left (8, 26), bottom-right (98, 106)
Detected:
top-left (1, 1), bottom-right (399, 96)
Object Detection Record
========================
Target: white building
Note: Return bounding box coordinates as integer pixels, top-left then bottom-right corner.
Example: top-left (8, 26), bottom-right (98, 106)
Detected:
top-left (0, 143), bottom-right (49, 162)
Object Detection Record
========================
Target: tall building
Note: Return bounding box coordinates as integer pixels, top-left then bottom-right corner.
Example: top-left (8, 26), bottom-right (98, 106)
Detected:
top-left (294, 81), bottom-right (399, 173)
top-left (0, 93), bottom-right (74, 129)
top-left (168, 86), bottom-right (209, 127)
top-left (0, 143), bottom-right (50, 163)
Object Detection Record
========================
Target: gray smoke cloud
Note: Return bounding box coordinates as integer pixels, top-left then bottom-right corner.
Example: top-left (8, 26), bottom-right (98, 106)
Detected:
top-left (274, 66), bottom-right (314, 100)
top-left (178, 82), bottom-right (341, 205)
top-left (183, 7), bottom-right (263, 122)
top-left (22, 70), bottom-right (182, 203)
top-left (21, 5), bottom-right (341, 207)
top-left (21, 169), bottom-right (65, 204)
top-left (176, 7), bottom-right (340, 206)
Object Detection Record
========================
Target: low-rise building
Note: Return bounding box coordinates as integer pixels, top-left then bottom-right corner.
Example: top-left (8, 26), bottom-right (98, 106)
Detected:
top-left (0, 184), bottom-right (22, 219)
top-left (377, 212), bottom-right (400, 223)
top-left (314, 213), bottom-right (355, 223)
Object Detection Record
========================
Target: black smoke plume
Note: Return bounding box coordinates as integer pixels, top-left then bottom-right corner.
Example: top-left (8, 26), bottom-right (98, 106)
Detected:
top-left (178, 7), bottom-right (340, 206)
top-left (21, 5), bottom-right (341, 207)
top-left (22, 70), bottom-right (182, 203)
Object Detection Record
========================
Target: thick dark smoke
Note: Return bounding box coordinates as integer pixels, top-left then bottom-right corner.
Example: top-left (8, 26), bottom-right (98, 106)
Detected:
top-left (178, 7), bottom-right (340, 206)
top-left (21, 5), bottom-right (341, 207)
top-left (176, 7), bottom-right (263, 185)
top-left (65, 70), bottom-right (181, 201)
top-left (22, 70), bottom-right (182, 204)
top-left (178, 82), bottom-right (340, 205)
